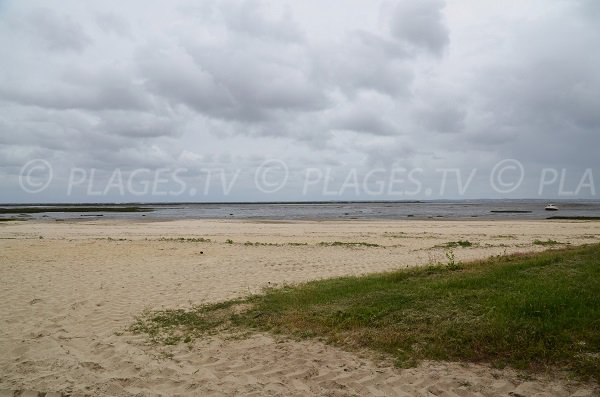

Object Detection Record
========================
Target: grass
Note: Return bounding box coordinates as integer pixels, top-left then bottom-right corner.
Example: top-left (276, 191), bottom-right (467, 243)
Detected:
top-left (533, 239), bottom-right (563, 246)
top-left (442, 240), bottom-right (473, 248)
top-left (318, 241), bottom-right (381, 248)
top-left (130, 244), bottom-right (600, 381)
top-left (158, 237), bottom-right (211, 243)
top-left (494, 234), bottom-right (517, 239)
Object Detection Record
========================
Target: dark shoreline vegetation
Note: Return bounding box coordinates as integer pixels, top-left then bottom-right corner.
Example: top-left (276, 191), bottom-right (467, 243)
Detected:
top-left (547, 216), bottom-right (600, 220)
top-left (0, 206), bottom-right (151, 214)
top-left (131, 244), bottom-right (600, 381)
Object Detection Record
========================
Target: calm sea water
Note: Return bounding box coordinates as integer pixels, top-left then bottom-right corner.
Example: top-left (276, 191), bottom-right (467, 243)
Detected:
top-left (3, 200), bottom-right (600, 221)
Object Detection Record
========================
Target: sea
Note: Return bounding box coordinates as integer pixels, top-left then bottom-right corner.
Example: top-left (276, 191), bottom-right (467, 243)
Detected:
top-left (2, 200), bottom-right (600, 221)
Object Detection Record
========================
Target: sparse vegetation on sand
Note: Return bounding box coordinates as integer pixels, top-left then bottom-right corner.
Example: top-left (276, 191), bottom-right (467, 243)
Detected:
top-left (533, 239), bottom-right (563, 246)
top-left (131, 244), bottom-right (600, 381)
top-left (437, 240), bottom-right (474, 248)
top-left (158, 237), bottom-right (211, 243)
top-left (243, 241), bottom-right (309, 247)
top-left (318, 241), bottom-right (380, 247)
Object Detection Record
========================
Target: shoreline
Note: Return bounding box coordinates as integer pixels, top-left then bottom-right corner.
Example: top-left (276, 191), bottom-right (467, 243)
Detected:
top-left (4, 215), bottom-right (600, 225)
top-left (3, 200), bottom-right (600, 223)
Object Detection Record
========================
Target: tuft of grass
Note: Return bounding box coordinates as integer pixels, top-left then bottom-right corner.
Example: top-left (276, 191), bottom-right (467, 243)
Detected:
top-left (318, 241), bottom-right (380, 248)
top-left (235, 240), bottom-right (309, 247)
top-left (106, 237), bottom-right (128, 241)
top-left (131, 244), bottom-right (600, 381)
top-left (244, 241), bottom-right (281, 246)
top-left (443, 240), bottom-right (473, 248)
top-left (533, 239), bottom-right (562, 246)
top-left (158, 237), bottom-right (211, 243)
top-left (225, 239), bottom-right (234, 244)
top-left (131, 301), bottom-right (244, 344)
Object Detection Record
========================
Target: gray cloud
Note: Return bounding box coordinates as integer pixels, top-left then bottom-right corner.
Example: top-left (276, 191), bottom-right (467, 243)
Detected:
top-left (0, 0), bottom-right (598, 201)
top-left (0, 67), bottom-right (150, 111)
top-left (363, 139), bottom-right (417, 168)
top-left (459, 9), bottom-right (600, 168)
top-left (312, 30), bottom-right (413, 97)
top-left (389, 0), bottom-right (449, 55)
top-left (217, 0), bottom-right (304, 43)
top-left (136, 4), bottom-right (327, 126)
top-left (25, 8), bottom-right (92, 52)
top-left (413, 94), bottom-right (466, 134)
top-left (95, 12), bottom-right (132, 37)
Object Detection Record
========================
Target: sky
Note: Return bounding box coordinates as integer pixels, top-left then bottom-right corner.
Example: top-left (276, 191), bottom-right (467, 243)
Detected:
top-left (0, 0), bottom-right (599, 202)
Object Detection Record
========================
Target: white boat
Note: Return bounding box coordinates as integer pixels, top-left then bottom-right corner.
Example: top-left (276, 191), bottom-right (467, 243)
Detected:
top-left (544, 204), bottom-right (559, 211)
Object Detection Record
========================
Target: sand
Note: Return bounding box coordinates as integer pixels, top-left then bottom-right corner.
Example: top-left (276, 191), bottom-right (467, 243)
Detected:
top-left (0, 218), bottom-right (598, 396)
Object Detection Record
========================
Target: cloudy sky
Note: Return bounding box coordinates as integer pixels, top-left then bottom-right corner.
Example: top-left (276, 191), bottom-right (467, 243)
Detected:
top-left (1, 0), bottom-right (599, 202)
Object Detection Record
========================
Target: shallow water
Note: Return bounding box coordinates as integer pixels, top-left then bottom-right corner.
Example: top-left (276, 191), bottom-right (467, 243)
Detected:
top-left (3, 199), bottom-right (600, 221)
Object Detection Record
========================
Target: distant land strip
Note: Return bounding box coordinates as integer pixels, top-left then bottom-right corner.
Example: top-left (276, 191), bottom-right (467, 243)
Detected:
top-left (547, 216), bottom-right (600, 220)
top-left (0, 206), bottom-right (151, 214)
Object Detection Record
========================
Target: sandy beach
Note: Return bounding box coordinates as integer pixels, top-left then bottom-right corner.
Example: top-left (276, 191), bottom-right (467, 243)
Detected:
top-left (1, 218), bottom-right (598, 396)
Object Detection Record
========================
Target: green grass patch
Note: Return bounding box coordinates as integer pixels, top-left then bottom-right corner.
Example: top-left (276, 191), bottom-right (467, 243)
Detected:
top-left (131, 244), bottom-right (600, 381)
top-left (236, 241), bottom-right (309, 247)
top-left (130, 301), bottom-right (246, 344)
top-left (533, 239), bottom-right (563, 246)
top-left (158, 237), bottom-right (211, 243)
top-left (244, 241), bottom-right (281, 246)
top-left (318, 241), bottom-right (380, 247)
top-left (443, 240), bottom-right (473, 248)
